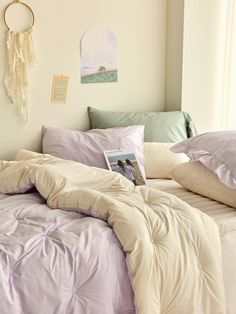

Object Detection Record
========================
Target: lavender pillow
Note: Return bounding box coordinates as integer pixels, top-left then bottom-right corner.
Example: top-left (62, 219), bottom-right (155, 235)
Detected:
top-left (42, 125), bottom-right (146, 177)
top-left (171, 131), bottom-right (236, 188)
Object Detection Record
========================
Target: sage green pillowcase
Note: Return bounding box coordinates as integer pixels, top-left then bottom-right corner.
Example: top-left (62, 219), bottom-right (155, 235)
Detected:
top-left (88, 107), bottom-right (197, 142)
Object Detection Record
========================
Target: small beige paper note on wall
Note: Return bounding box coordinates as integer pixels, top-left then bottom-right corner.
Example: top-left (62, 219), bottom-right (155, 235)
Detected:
top-left (51, 75), bottom-right (69, 104)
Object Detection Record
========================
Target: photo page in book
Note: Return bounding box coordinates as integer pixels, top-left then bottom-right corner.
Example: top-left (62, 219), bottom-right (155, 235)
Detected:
top-left (104, 149), bottom-right (146, 186)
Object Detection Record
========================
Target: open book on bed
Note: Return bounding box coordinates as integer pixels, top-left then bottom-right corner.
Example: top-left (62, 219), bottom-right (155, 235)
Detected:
top-left (104, 149), bottom-right (146, 186)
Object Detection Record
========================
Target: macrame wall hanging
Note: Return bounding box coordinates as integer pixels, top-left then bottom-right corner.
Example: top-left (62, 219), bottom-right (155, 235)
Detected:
top-left (3, 0), bottom-right (35, 124)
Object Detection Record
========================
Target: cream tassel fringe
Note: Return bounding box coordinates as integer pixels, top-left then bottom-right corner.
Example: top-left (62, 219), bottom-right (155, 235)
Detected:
top-left (4, 28), bottom-right (35, 124)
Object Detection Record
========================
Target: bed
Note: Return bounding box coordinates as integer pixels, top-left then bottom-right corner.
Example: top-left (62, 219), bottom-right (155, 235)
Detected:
top-left (1, 110), bottom-right (234, 314)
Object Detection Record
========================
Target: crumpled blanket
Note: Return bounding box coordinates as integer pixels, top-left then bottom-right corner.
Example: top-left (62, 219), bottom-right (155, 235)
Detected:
top-left (0, 150), bottom-right (226, 314)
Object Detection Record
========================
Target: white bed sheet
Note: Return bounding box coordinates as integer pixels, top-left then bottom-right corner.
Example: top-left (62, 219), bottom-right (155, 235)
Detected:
top-left (147, 179), bottom-right (236, 314)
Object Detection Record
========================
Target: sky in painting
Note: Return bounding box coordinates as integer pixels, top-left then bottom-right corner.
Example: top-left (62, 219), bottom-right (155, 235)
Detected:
top-left (81, 26), bottom-right (117, 74)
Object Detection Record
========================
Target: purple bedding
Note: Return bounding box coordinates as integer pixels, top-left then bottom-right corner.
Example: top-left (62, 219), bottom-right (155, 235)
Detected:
top-left (0, 192), bottom-right (135, 314)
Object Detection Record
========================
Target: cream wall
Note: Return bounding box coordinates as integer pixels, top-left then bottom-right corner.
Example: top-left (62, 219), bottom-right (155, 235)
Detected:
top-left (0, 0), bottom-right (167, 160)
top-left (166, 0), bottom-right (229, 133)
top-left (181, 0), bottom-right (227, 133)
top-left (165, 0), bottom-right (184, 111)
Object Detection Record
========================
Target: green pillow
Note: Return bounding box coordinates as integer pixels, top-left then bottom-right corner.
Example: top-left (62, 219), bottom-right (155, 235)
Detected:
top-left (88, 107), bottom-right (197, 142)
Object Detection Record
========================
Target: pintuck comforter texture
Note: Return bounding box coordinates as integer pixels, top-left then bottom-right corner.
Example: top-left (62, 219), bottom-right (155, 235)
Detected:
top-left (0, 193), bottom-right (135, 314)
top-left (0, 150), bottom-right (226, 314)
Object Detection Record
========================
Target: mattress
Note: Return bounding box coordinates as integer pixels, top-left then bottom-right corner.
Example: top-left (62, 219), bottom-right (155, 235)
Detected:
top-left (147, 179), bottom-right (236, 314)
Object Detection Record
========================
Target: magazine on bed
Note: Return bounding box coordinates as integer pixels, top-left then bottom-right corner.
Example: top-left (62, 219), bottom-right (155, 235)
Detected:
top-left (104, 149), bottom-right (146, 186)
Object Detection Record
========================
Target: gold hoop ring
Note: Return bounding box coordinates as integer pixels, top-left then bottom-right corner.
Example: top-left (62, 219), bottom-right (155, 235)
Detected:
top-left (4, 1), bottom-right (35, 31)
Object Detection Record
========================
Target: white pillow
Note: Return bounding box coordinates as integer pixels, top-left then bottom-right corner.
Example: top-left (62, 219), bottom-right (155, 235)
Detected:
top-left (171, 161), bottom-right (236, 208)
top-left (144, 143), bottom-right (189, 179)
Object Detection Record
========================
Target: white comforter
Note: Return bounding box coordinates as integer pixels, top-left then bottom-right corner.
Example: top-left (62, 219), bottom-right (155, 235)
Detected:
top-left (0, 150), bottom-right (226, 314)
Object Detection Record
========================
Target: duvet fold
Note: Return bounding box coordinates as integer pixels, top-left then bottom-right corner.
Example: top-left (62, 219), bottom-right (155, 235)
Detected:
top-left (0, 150), bottom-right (226, 314)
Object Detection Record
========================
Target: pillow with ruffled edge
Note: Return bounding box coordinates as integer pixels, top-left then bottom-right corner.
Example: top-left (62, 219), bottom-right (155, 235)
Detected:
top-left (144, 143), bottom-right (189, 179)
top-left (170, 161), bottom-right (236, 208)
top-left (170, 131), bottom-right (236, 189)
top-left (42, 125), bottom-right (146, 178)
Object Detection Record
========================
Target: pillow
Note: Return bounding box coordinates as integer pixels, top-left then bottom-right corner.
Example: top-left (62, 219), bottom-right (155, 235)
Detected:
top-left (171, 131), bottom-right (236, 188)
top-left (42, 125), bottom-right (146, 177)
top-left (87, 106), bottom-right (197, 142)
top-left (144, 143), bottom-right (189, 179)
top-left (170, 161), bottom-right (236, 208)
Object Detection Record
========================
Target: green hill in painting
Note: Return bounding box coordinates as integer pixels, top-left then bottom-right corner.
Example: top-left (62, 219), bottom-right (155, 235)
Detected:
top-left (81, 70), bottom-right (117, 84)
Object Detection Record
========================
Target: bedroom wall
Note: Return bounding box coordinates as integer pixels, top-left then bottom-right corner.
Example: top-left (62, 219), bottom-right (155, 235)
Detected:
top-left (181, 0), bottom-right (227, 133)
top-left (165, 0), bottom-right (229, 133)
top-left (165, 0), bottom-right (184, 111)
top-left (0, 0), bottom-right (167, 160)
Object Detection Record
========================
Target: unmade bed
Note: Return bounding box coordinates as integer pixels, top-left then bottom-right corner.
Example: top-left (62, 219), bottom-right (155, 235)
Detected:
top-left (1, 111), bottom-right (235, 314)
top-left (0, 150), bottom-right (226, 314)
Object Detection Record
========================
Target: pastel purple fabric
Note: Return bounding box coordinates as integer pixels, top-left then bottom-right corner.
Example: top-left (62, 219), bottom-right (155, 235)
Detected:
top-left (171, 130), bottom-right (236, 189)
top-left (0, 192), bottom-right (135, 314)
top-left (42, 125), bottom-right (146, 177)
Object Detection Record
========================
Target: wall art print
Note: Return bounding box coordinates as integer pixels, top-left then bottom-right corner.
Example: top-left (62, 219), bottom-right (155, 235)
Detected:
top-left (81, 26), bottom-right (118, 84)
top-left (51, 75), bottom-right (69, 104)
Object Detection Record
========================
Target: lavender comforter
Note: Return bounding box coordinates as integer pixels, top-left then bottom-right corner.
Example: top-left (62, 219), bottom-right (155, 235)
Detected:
top-left (0, 192), bottom-right (135, 314)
